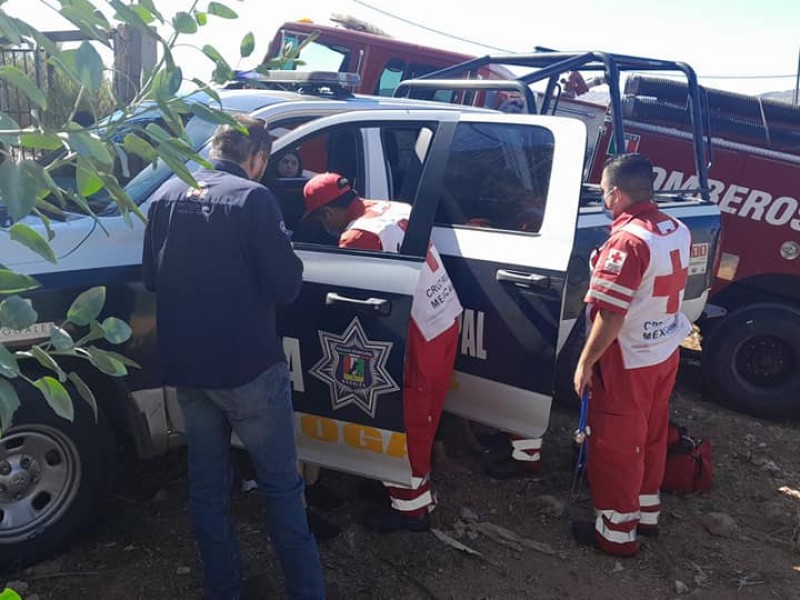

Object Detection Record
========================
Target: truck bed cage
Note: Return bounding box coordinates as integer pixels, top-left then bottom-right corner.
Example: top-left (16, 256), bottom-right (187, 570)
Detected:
top-left (393, 51), bottom-right (711, 201)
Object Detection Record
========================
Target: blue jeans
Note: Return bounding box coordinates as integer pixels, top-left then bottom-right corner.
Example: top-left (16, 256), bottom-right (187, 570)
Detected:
top-left (177, 362), bottom-right (325, 600)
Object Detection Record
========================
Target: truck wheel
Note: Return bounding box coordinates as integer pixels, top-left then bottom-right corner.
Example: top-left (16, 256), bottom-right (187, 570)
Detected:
top-left (702, 303), bottom-right (800, 419)
top-left (0, 381), bottom-right (115, 571)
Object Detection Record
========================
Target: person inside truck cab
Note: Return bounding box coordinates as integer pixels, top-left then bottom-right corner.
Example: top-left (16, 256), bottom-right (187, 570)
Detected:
top-left (276, 148), bottom-right (303, 178)
top-left (302, 172), bottom-right (463, 534)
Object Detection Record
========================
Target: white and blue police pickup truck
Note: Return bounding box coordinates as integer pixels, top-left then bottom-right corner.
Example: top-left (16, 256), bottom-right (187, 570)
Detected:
top-left (0, 67), bottom-right (721, 568)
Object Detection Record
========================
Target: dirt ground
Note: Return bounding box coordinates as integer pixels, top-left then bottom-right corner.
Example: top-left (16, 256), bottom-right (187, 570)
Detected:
top-left (4, 349), bottom-right (800, 600)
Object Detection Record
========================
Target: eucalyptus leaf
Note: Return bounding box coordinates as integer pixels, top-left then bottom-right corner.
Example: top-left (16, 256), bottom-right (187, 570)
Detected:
top-left (240, 32), bottom-right (255, 58)
top-left (67, 287), bottom-right (106, 326)
top-left (190, 78), bottom-right (221, 104)
top-left (153, 65), bottom-right (183, 100)
top-left (67, 131), bottom-right (113, 166)
top-left (208, 2), bottom-right (238, 19)
top-left (9, 223), bottom-right (57, 264)
top-left (0, 66), bottom-right (47, 109)
top-left (195, 12), bottom-right (207, 26)
top-left (101, 349), bottom-right (140, 369)
top-left (123, 133), bottom-right (157, 163)
top-left (68, 371), bottom-right (97, 422)
top-left (31, 346), bottom-right (66, 381)
top-left (0, 10), bottom-right (23, 44)
top-left (86, 346), bottom-right (128, 377)
top-left (172, 11), bottom-right (198, 34)
top-left (188, 102), bottom-right (239, 126)
top-left (19, 132), bottom-right (64, 150)
top-left (0, 295), bottom-right (38, 330)
top-left (75, 41), bottom-right (105, 91)
top-left (139, 0), bottom-right (165, 23)
top-left (85, 320), bottom-right (106, 344)
top-left (0, 111), bottom-right (19, 130)
top-left (211, 62), bottom-right (234, 85)
top-left (50, 327), bottom-right (75, 352)
top-left (129, 5), bottom-right (155, 24)
top-left (76, 156), bottom-right (104, 197)
top-left (33, 209), bottom-right (56, 241)
top-left (0, 160), bottom-right (47, 221)
top-left (101, 317), bottom-right (132, 345)
top-left (0, 378), bottom-right (21, 433)
top-left (0, 342), bottom-right (20, 378)
top-left (34, 376), bottom-right (74, 422)
top-left (201, 44), bottom-right (226, 64)
top-left (0, 271), bottom-right (39, 295)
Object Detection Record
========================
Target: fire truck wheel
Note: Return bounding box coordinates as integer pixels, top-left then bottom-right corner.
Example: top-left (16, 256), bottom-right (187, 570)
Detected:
top-left (0, 379), bottom-right (115, 572)
top-left (702, 303), bottom-right (800, 419)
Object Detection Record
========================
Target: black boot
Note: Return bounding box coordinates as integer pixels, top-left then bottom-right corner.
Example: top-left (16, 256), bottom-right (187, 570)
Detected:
top-left (571, 520), bottom-right (600, 548)
top-left (307, 509), bottom-right (341, 542)
top-left (362, 508), bottom-right (430, 534)
top-left (305, 481), bottom-right (345, 510)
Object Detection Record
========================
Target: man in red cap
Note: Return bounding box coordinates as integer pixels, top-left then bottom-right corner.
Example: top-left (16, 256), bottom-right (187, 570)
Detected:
top-left (302, 172), bottom-right (463, 533)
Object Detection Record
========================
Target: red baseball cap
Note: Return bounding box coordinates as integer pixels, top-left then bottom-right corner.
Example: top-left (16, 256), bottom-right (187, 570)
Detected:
top-left (301, 172), bottom-right (354, 220)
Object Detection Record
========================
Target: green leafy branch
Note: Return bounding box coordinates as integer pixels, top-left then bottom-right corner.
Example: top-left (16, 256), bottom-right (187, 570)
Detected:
top-left (0, 286), bottom-right (139, 432)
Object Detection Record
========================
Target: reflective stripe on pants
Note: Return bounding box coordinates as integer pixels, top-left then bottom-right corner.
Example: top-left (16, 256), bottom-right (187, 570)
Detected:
top-left (587, 344), bottom-right (679, 556)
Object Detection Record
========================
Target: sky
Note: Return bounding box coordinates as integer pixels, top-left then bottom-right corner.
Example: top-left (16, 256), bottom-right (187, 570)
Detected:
top-left (4, 0), bottom-right (800, 97)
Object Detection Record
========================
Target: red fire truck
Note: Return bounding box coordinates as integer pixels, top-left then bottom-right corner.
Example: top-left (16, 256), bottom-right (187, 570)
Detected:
top-left (263, 22), bottom-right (800, 419)
top-left (264, 19), bottom-right (513, 95)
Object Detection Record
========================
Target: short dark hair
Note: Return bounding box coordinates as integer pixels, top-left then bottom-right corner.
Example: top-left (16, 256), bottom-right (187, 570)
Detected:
top-left (603, 153), bottom-right (654, 202)
top-left (210, 114), bottom-right (273, 163)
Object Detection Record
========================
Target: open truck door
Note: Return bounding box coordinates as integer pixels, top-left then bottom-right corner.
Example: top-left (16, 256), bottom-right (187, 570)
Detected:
top-left (423, 114), bottom-right (587, 438)
top-left (270, 109), bottom-right (464, 486)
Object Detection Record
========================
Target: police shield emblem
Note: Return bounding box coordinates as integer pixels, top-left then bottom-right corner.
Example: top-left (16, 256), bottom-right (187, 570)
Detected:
top-left (310, 317), bottom-right (399, 418)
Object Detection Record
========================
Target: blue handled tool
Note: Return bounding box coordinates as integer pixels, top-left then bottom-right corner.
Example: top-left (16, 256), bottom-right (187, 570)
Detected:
top-left (569, 390), bottom-right (591, 502)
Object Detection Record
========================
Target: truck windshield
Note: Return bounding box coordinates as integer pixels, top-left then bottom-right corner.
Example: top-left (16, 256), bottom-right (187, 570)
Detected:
top-left (271, 30), bottom-right (350, 73)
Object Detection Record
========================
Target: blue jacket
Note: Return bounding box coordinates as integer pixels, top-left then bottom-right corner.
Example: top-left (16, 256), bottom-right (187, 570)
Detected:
top-left (143, 159), bottom-right (302, 389)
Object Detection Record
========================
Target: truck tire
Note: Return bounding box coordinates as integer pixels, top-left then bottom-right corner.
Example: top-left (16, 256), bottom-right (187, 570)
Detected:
top-left (0, 380), bottom-right (115, 572)
top-left (702, 303), bottom-right (800, 419)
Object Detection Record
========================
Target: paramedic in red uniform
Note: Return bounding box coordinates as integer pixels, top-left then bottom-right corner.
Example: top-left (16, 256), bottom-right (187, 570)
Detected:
top-left (572, 153), bottom-right (691, 556)
top-left (302, 172), bottom-right (462, 533)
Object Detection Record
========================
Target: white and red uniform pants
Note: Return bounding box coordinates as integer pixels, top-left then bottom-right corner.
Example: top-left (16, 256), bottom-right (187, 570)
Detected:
top-left (384, 320), bottom-right (459, 517)
top-left (587, 344), bottom-right (680, 556)
top-left (510, 435), bottom-right (542, 470)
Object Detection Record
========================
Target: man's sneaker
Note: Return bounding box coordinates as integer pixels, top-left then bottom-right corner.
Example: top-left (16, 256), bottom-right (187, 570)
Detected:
top-left (571, 520), bottom-right (600, 548)
top-left (306, 509), bottom-right (341, 542)
top-left (362, 508), bottom-right (430, 534)
top-left (305, 481), bottom-right (345, 511)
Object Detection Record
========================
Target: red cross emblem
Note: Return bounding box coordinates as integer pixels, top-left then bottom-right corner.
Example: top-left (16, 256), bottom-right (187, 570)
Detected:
top-left (609, 251), bottom-right (624, 263)
top-left (653, 249), bottom-right (688, 313)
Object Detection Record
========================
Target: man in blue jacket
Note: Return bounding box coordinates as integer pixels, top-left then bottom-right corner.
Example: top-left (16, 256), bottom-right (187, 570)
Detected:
top-left (143, 115), bottom-right (325, 599)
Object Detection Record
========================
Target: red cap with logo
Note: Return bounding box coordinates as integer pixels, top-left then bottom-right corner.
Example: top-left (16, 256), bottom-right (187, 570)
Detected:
top-left (301, 172), bottom-right (353, 220)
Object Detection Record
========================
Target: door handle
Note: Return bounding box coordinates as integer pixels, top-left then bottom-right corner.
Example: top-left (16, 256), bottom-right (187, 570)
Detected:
top-left (326, 292), bottom-right (392, 316)
top-left (495, 269), bottom-right (551, 290)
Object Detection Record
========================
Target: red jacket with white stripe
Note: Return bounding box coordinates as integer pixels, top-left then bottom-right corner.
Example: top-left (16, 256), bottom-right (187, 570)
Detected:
top-left (586, 201), bottom-right (692, 369)
top-left (339, 199), bottom-right (463, 341)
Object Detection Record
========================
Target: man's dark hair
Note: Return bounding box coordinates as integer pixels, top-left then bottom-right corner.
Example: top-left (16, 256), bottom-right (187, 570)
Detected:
top-left (603, 153), bottom-right (654, 203)
top-left (210, 114), bottom-right (273, 163)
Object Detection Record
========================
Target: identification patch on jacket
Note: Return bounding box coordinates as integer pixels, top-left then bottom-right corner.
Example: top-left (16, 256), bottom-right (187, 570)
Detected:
top-left (603, 249), bottom-right (628, 273)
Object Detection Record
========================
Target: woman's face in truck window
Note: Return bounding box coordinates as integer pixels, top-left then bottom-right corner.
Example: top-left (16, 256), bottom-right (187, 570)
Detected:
top-left (277, 152), bottom-right (301, 177)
